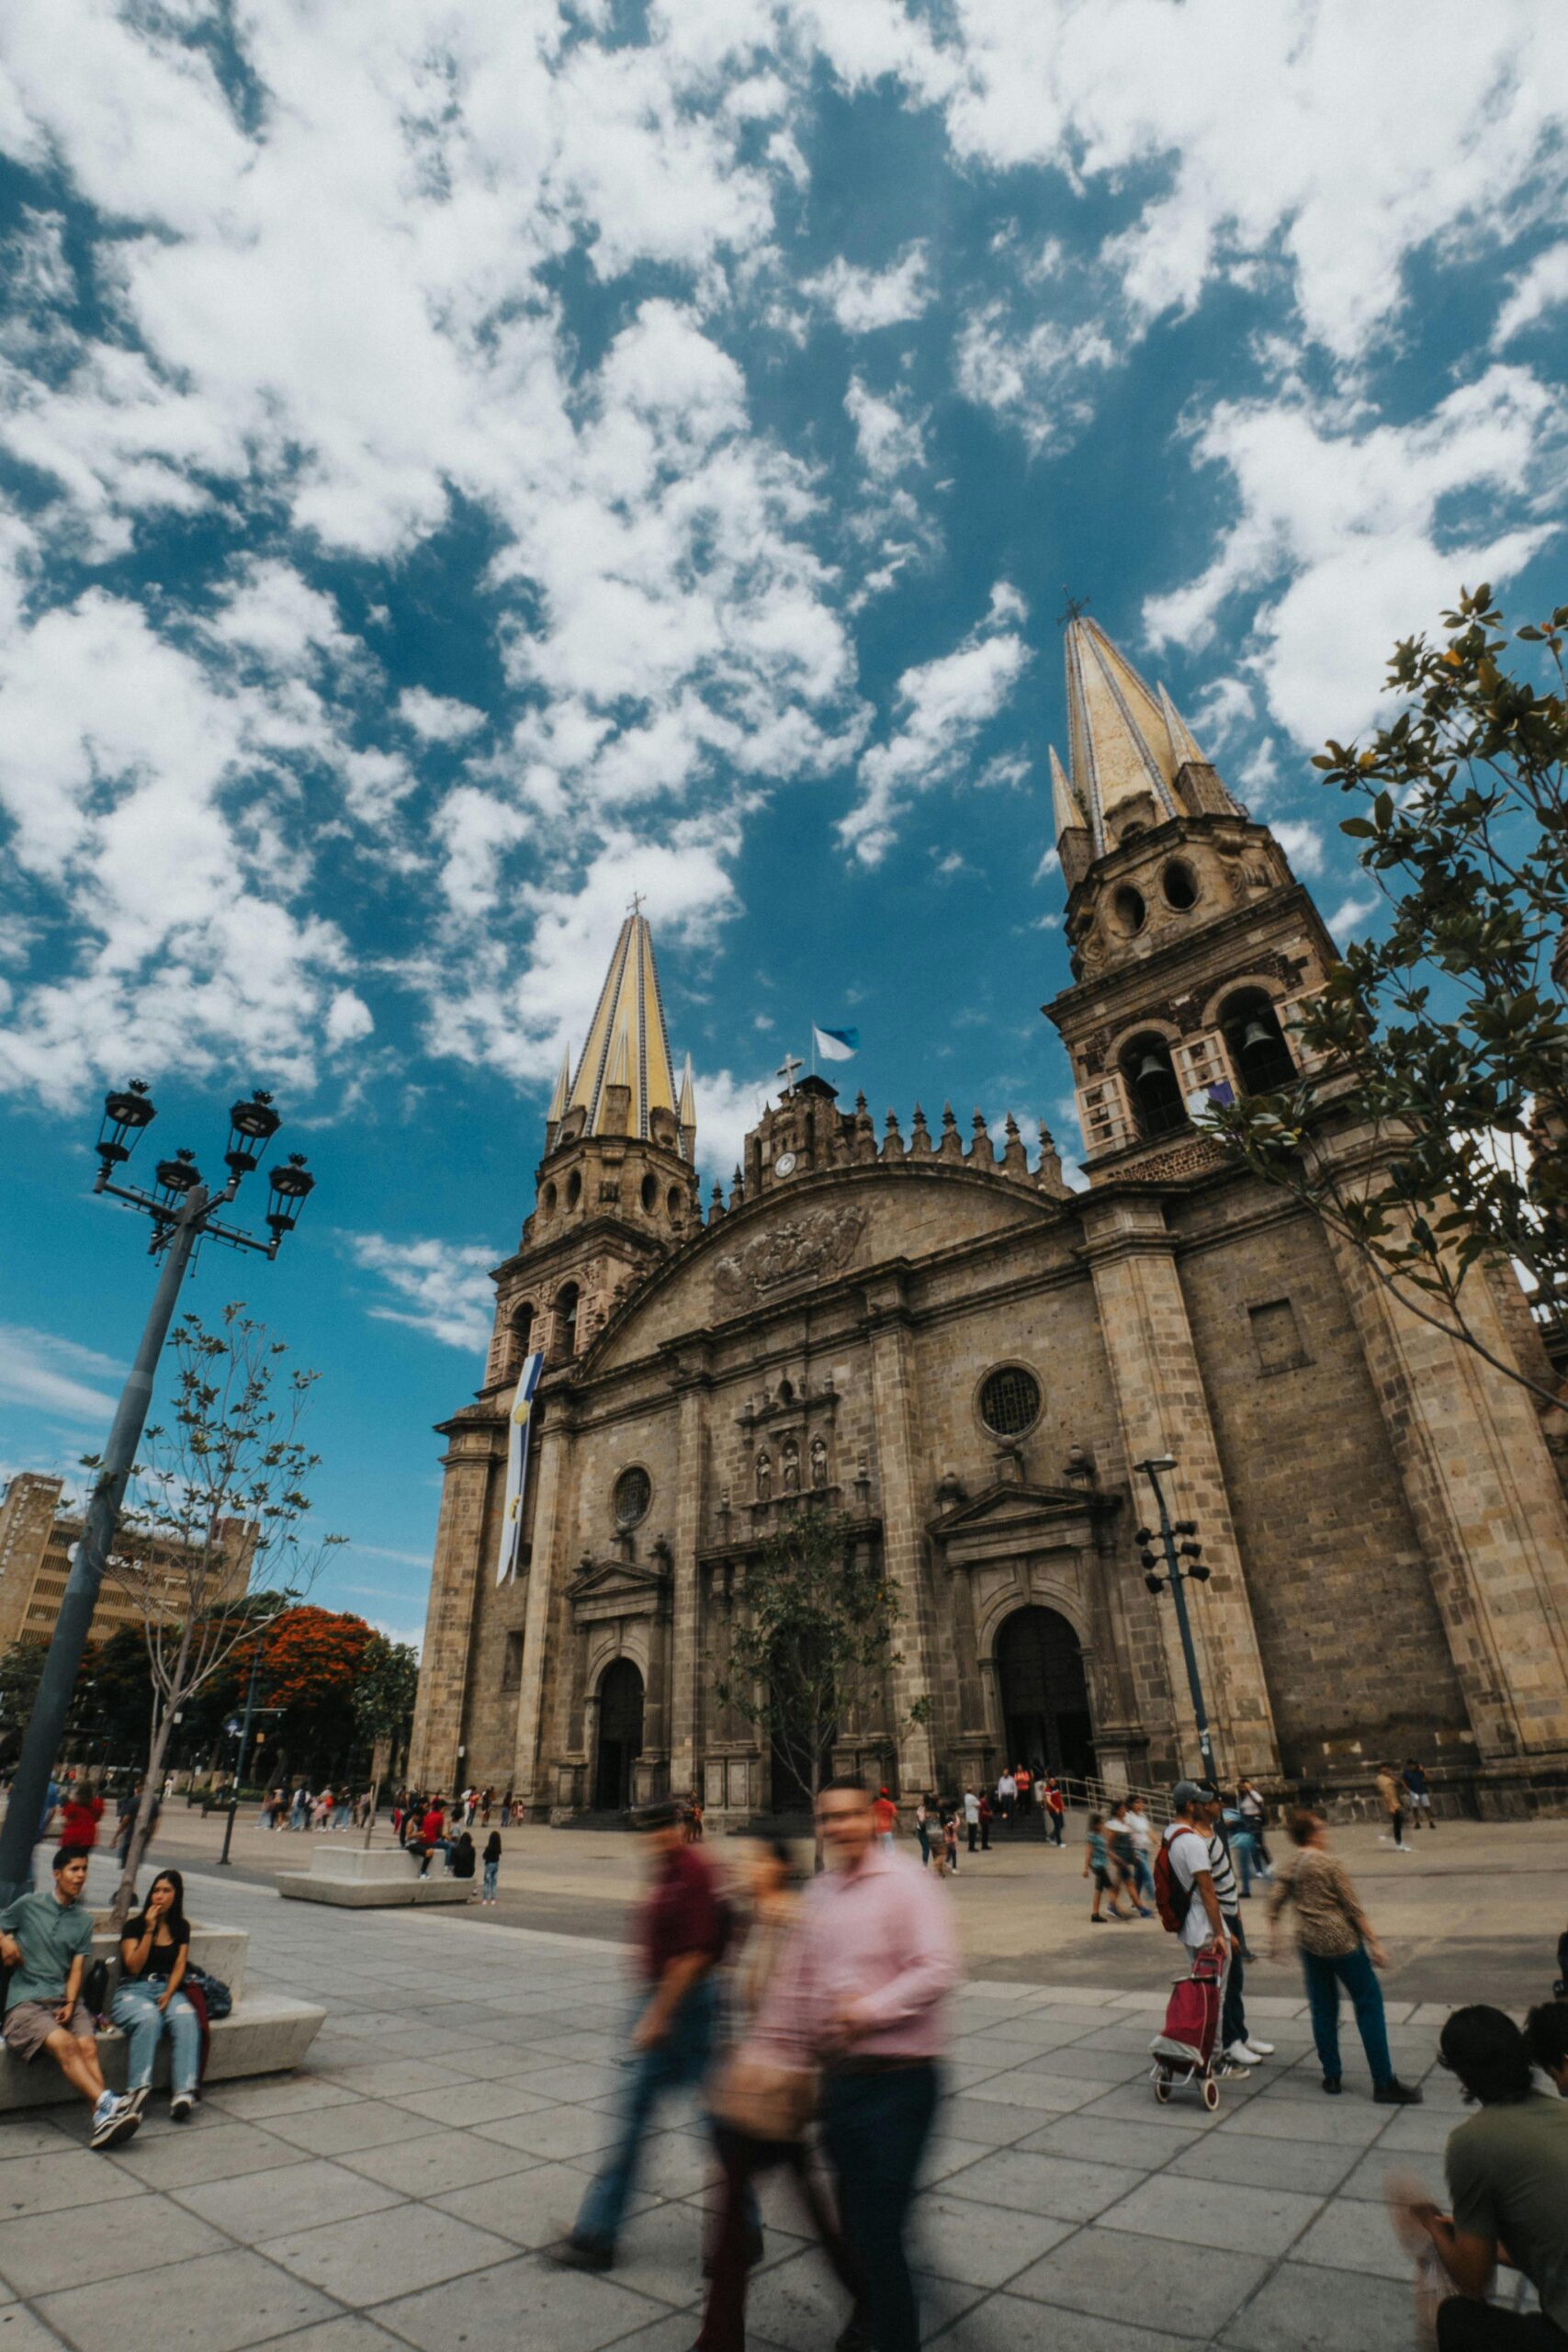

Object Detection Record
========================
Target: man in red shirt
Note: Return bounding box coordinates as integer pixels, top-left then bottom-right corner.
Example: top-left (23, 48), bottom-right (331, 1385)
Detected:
top-left (60, 1783), bottom-right (104, 1849)
top-left (551, 1799), bottom-right (726, 2271)
top-left (873, 1788), bottom-right (897, 1846)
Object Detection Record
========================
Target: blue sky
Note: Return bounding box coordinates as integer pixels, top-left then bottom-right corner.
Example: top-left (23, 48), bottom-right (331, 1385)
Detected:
top-left (1, 2), bottom-right (1565, 1645)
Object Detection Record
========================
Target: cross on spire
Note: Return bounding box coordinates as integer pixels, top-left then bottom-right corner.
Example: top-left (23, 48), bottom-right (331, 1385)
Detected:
top-left (626, 889), bottom-right (646, 919)
top-left (776, 1052), bottom-right (803, 1095)
top-left (1056, 588), bottom-right (1091, 628)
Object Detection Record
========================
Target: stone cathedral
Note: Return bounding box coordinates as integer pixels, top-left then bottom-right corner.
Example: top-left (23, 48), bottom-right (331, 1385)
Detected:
top-left (408, 617), bottom-right (1568, 1821)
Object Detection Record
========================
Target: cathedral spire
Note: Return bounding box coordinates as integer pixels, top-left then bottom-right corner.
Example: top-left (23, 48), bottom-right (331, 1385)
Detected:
top-left (545, 1042), bottom-right (572, 1151)
top-left (1064, 614), bottom-right (1179, 851)
top-left (567, 908), bottom-right (679, 1142)
top-left (1159, 682), bottom-right (1206, 774)
top-left (677, 1052), bottom-right (697, 1160)
top-left (1049, 744), bottom-right (1088, 841)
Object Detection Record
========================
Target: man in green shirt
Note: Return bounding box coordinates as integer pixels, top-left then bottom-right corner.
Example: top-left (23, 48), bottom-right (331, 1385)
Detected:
top-left (0, 1845), bottom-right (141, 2150)
top-left (1389, 2004), bottom-right (1568, 2348)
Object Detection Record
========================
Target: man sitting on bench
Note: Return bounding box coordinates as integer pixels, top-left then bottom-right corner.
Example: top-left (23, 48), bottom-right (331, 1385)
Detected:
top-left (0, 1845), bottom-right (141, 2150)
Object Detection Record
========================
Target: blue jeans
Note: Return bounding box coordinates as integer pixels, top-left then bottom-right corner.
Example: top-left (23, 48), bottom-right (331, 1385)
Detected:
top-left (821, 2064), bottom-right (940, 2352)
top-left (575, 1977), bottom-right (719, 2253)
top-left (111, 1981), bottom-right (199, 2096)
top-left (482, 1860), bottom-right (498, 1898)
top-left (1301, 1942), bottom-right (1393, 2087)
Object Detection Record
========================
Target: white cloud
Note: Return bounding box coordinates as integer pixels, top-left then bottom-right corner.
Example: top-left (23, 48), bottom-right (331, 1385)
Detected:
top-left (840, 585), bottom-right (1032, 865)
top-left (805, 244), bottom-right (933, 333)
top-left (1326, 892), bottom-right (1379, 942)
top-left (844, 376), bottom-right (925, 480)
top-left (1145, 365), bottom-right (1565, 745)
top-left (1270, 818), bottom-right (1325, 876)
top-left (954, 306), bottom-right (1118, 449)
top-left (0, 1324), bottom-right (120, 1422)
top-left (1493, 244), bottom-right (1568, 348)
top-left (342, 1233), bottom-right (496, 1351)
top-left (397, 688), bottom-right (486, 742)
top-left (931, 0), bottom-right (1568, 363)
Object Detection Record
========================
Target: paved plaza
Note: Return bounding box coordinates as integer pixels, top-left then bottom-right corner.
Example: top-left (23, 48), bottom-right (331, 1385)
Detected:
top-left (0, 1839), bottom-right (1538, 2352)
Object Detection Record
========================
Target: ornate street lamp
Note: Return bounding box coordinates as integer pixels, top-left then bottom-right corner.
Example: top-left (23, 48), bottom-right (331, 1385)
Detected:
top-left (0, 1082), bottom-right (317, 1904)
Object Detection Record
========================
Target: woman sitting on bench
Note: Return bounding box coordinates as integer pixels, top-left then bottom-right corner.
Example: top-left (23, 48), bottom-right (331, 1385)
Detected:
top-left (115, 1869), bottom-right (200, 2121)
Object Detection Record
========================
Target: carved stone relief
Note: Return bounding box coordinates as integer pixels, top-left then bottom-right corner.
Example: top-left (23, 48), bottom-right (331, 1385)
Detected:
top-left (713, 1205), bottom-right (867, 1306)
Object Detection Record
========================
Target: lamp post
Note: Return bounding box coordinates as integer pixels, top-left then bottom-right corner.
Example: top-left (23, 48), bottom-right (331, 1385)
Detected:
top-left (0, 1083), bottom-right (315, 1905)
top-left (1134, 1455), bottom-right (1217, 1788)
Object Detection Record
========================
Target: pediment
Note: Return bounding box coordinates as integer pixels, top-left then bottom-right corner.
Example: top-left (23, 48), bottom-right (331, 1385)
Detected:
top-left (570, 1555), bottom-right (672, 1620)
top-left (931, 1480), bottom-right (1117, 1535)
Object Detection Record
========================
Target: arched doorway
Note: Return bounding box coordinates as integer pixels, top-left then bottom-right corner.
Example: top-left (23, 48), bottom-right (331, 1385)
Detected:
top-left (995, 1606), bottom-right (1094, 1781)
top-left (593, 1657), bottom-right (644, 1811)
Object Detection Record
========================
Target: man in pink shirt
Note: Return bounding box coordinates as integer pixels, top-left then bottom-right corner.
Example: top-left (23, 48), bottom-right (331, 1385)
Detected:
top-left (802, 1775), bottom-right (957, 2352)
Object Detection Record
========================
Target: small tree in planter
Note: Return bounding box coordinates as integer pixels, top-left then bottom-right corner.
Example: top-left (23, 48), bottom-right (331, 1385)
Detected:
top-left (353, 1634), bottom-right (420, 1847)
top-left (101, 1306), bottom-right (340, 1922)
top-left (712, 1506), bottom-right (928, 1867)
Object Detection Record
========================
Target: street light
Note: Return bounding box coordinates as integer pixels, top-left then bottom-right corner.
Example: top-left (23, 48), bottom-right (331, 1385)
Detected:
top-left (0, 1080), bottom-right (316, 1905)
top-left (1134, 1455), bottom-right (1217, 1788)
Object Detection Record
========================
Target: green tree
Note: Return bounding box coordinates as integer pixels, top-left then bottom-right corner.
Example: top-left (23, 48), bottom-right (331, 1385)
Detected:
top-left (712, 1506), bottom-right (926, 1863)
top-left (352, 1634), bottom-right (420, 1845)
top-left (0, 1639), bottom-right (49, 1753)
top-left (99, 1306), bottom-right (340, 1920)
top-left (1209, 587), bottom-right (1568, 1405)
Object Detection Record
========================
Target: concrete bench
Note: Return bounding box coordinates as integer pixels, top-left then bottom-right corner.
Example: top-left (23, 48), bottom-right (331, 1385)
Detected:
top-left (276, 1844), bottom-right (470, 1908)
top-left (0, 1914), bottom-right (324, 2113)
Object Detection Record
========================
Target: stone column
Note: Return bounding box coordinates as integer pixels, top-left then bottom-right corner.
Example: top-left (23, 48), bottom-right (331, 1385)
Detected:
top-left (407, 1407), bottom-right (504, 1792)
top-left (863, 1271), bottom-right (939, 1794)
top-left (1082, 1193), bottom-right (1281, 1782)
top-left (664, 1346), bottom-right (713, 1798)
top-left (511, 1400), bottom-right (574, 1817)
top-left (1320, 1210), bottom-right (1568, 1772)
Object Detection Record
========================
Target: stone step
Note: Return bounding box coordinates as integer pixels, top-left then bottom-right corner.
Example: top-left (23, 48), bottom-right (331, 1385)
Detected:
top-left (0, 1991), bottom-right (325, 2111)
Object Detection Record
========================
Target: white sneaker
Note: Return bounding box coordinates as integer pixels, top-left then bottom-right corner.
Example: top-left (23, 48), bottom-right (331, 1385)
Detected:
top-left (1223, 2040), bottom-right (1258, 2066)
top-left (1240, 2038), bottom-right (1274, 2059)
top-left (92, 2095), bottom-right (142, 2151)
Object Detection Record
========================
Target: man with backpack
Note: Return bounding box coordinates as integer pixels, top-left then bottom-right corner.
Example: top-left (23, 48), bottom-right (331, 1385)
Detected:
top-left (1154, 1781), bottom-right (1273, 2075)
top-left (550, 1799), bottom-right (729, 2272)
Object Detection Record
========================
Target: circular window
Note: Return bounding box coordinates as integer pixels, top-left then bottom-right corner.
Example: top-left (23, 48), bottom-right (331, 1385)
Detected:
top-left (614, 1466), bottom-right (651, 1528)
top-left (978, 1366), bottom-right (1042, 1438)
top-left (1111, 884), bottom-right (1146, 936)
top-left (1163, 860), bottom-right (1198, 910)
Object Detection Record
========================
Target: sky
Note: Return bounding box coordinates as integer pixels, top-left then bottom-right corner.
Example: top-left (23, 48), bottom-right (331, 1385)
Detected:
top-left (0, 1), bottom-right (1565, 1647)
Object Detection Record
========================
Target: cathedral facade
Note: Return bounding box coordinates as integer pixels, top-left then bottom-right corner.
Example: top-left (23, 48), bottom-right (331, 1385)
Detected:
top-left (408, 619), bottom-right (1568, 1819)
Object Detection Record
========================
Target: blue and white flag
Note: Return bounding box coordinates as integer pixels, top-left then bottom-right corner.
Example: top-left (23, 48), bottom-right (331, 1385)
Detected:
top-left (813, 1023), bottom-right (860, 1063)
top-left (497, 1351), bottom-right (545, 1584)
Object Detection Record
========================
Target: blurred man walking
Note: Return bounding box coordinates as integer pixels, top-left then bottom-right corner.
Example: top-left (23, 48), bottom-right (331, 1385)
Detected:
top-left (802, 1777), bottom-right (957, 2352)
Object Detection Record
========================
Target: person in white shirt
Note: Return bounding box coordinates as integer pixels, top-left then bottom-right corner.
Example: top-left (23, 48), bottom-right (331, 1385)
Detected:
top-left (1125, 1802), bottom-right (1156, 1906)
top-left (1162, 1781), bottom-right (1274, 2075)
top-left (1199, 1784), bottom-right (1274, 2070)
top-left (962, 1787), bottom-right (981, 1853)
top-left (996, 1771), bottom-right (1016, 1827)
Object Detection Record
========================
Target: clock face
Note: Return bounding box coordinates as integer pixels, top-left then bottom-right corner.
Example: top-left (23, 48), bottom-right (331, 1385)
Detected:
top-left (774, 1151), bottom-right (797, 1177)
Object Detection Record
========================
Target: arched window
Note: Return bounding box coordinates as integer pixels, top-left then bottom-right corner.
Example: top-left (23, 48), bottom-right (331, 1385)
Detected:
top-left (1220, 989), bottom-right (1296, 1096)
top-left (554, 1282), bottom-right (580, 1360)
top-left (511, 1303), bottom-right (535, 1369)
top-left (1121, 1034), bottom-right (1188, 1140)
top-left (640, 1172), bottom-right (659, 1212)
top-left (667, 1186), bottom-right (684, 1224)
top-left (565, 1170), bottom-right (581, 1210)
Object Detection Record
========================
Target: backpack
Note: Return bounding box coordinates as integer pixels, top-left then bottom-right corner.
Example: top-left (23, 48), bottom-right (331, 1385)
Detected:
top-left (1152, 1833), bottom-right (1194, 1936)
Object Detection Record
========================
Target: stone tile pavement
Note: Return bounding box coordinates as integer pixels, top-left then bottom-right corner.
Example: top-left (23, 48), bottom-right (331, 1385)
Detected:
top-left (0, 1861), bottom-right (1492, 2351)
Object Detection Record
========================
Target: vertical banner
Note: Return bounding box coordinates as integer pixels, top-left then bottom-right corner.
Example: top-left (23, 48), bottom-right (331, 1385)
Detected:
top-left (497, 1351), bottom-right (545, 1584)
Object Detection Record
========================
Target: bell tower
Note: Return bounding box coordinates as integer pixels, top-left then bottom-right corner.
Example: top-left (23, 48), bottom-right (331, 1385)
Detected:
top-left (1043, 616), bottom-right (1338, 1176)
top-left (481, 907), bottom-right (701, 1389)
